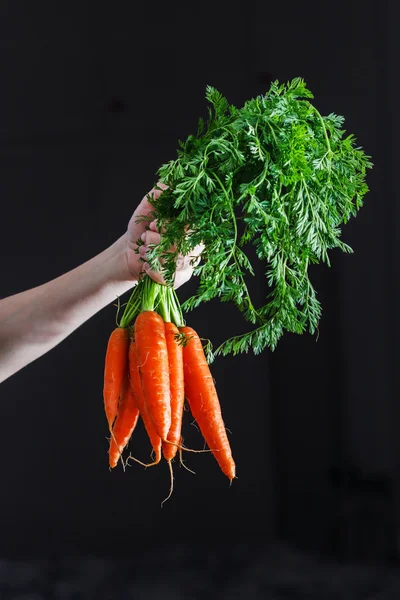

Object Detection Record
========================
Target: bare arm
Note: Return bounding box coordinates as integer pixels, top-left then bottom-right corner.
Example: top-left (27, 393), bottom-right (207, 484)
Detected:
top-left (0, 185), bottom-right (200, 383)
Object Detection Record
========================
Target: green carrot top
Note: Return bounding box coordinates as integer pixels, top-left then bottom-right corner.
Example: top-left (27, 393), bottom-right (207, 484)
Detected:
top-left (142, 78), bottom-right (372, 356)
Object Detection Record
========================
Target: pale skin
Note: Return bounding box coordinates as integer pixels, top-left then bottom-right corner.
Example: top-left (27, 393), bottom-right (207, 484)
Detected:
top-left (0, 183), bottom-right (202, 383)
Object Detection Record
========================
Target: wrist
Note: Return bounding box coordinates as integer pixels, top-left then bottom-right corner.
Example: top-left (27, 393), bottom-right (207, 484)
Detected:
top-left (104, 234), bottom-right (138, 285)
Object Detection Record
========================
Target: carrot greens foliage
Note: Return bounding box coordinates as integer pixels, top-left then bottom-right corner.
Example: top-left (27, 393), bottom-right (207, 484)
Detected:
top-left (146, 78), bottom-right (372, 357)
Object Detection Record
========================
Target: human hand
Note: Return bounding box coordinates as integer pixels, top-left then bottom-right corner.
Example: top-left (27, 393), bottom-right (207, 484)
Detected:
top-left (124, 183), bottom-right (203, 289)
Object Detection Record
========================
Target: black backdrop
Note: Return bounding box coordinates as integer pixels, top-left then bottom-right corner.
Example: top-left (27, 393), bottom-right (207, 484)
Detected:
top-left (0, 0), bottom-right (398, 561)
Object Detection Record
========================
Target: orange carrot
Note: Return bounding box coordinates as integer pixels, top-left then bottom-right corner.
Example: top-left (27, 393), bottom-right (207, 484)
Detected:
top-left (103, 327), bottom-right (129, 431)
top-left (134, 311), bottom-right (171, 440)
top-left (162, 322), bottom-right (185, 462)
top-left (180, 326), bottom-right (236, 482)
top-left (128, 340), bottom-right (162, 465)
top-left (108, 373), bottom-right (140, 469)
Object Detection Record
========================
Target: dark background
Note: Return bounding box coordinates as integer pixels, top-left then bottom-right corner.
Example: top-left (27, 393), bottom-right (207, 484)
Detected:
top-left (0, 0), bottom-right (399, 596)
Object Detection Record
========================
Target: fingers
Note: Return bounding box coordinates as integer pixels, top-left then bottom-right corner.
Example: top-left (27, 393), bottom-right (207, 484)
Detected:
top-left (144, 222), bottom-right (203, 246)
top-left (133, 183), bottom-right (205, 290)
top-left (172, 249), bottom-right (203, 290)
top-left (143, 262), bottom-right (165, 285)
top-left (142, 245), bottom-right (204, 287)
top-left (149, 218), bottom-right (167, 235)
top-left (148, 182), bottom-right (168, 205)
top-left (155, 181), bottom-right (168, 192)
top-left (139, 229), bottom-right (167, 281)
top-left (149, 220), bottom-right (158, 232)
top-left (140, 231), bottom-right (202, 265)
top-left (134, 183), bottom-right (168, 220)
top-left (175, 245), bottom-right (204, 272)
top-left (190, 242), bottom-right (205, 260)
top-left (140, 214), bottom-right (204, 287)
top-left (140, 230), bottom-right (161, 247)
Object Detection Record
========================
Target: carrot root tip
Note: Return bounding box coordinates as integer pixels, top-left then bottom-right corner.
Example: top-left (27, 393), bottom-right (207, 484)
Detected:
top-left (180, 459), bottom-right (196, 476)
top-left (161, 461), bottom-right (174, 508)
top-left (178, 443), bottom-right (196, 475)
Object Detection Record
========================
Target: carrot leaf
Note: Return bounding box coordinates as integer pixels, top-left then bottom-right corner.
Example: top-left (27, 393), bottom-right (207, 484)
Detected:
top-left (146, 78), bottom-right (372, 355)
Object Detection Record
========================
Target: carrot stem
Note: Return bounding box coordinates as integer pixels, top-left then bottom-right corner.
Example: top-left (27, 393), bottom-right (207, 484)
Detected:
top-left (157, 286), bottom-right (171, 323)
top-left (119, 280), bottom-right (142, 328)
top-left (170, 288), bottom-right (184, 328)
top-left (141, 276), bottom-right (161, 312)
top-left (119, 276), bottom-right (164, 328)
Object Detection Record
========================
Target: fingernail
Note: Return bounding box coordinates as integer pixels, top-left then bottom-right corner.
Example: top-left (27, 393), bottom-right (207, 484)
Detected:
top-left (139, 244), bottom-right (147, 256)
top-left (141, 232), bottom-right (147, 241)
top-left (143, 262), bottom-right (150, 271)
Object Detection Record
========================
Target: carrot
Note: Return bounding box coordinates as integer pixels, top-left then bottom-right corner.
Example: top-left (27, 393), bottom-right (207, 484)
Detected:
top-left (103, 327), bottom-right (129, 431)
top-left (128, 340), bottom-right (162, 465)
top-left (162, 322), bottom-right (185, 463)
top-left (180, 326), bottom-right (236, 482)
top-left (134, 311), bottom-right (171, 440)
top-left (108, 373), bottom-right (140, 469)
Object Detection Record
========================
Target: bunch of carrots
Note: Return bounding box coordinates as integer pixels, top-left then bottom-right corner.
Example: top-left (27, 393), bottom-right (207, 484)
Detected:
top-left (103, 276), bottom-right (235, 501)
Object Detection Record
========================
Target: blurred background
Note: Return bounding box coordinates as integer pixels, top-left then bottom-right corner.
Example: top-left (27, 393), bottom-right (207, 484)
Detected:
top-left (0, 0), bottom-right (398, 597)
